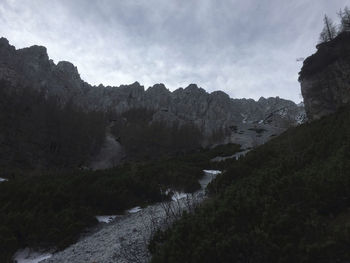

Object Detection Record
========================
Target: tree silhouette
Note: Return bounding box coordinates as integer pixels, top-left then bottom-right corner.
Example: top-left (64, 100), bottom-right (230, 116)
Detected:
top-left (338, 6), bottom-right (350, 32)
top-left (319, 15), bottom-right (337, 43)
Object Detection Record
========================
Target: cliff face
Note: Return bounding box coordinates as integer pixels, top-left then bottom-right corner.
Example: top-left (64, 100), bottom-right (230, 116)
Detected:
top-left (299, 32), bottom-right (350, 120)
top-left (0, 37), bottom-right (305, 146)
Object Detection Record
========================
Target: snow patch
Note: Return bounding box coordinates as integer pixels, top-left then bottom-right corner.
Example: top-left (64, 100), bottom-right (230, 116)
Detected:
top-left (127, 206), bottom-right (142, 214)
top-left (241, 113), bottom-right (248, 123)
top-left (199, 170), bottom-right (222, 189)
top-left (0, 177), bottom-right (8, 182)
top-left (171, 192), bottom-right (188, 201)
top-left (210, 149), bottom-right (250, 162)
top-left (95, 215), bottom-right (117, 223)
top-left (13, 248), bottom-right (52, 263)
top-left (234, 150), bottom-right (250, 160)
top-left (163, 189), bottom-right (188, 201)
top-left (203, 170), bottom-right (222, 175)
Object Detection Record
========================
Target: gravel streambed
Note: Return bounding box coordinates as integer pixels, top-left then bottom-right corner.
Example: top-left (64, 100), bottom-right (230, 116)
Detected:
top-left (38, 170), bottom-right (219, 263)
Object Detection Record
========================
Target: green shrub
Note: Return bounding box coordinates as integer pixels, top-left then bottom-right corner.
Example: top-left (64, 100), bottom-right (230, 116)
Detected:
top-left (0, 80), bottom-right (106, 170)
top-left (0, 144), bottom-right (240, 261)
top-left (150, 106), bottom-right (350, 263)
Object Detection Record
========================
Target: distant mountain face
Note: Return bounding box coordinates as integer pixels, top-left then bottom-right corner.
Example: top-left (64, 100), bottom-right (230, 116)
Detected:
top-left (0, 37), bottom-right (305, 149)
top-left (299, 32), bottom-right (350, 120)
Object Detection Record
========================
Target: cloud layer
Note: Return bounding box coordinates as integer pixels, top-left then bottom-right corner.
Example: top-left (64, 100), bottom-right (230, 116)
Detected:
top-left (0, 0), bottom-right (348, 102)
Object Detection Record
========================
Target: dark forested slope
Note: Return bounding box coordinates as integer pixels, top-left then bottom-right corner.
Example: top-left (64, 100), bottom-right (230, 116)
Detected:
top-left (0, 80), bottom-right (106, 171)
top-left (150, 105), bottom-right (350, 263)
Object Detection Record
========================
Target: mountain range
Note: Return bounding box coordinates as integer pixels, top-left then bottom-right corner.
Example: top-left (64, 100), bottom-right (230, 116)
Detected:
top-left (0, 37), bottom-right (306, 166)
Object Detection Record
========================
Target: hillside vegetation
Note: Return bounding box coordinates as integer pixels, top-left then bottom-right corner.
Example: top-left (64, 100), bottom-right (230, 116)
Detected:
top-left (150, 106), bottom-right (350, 263)
top-left (110, 108), bottom-right (204, 160)
top-left (0, 144), bottom-right (240, 263)
top-left (0, 80), bottom-right (106, 171)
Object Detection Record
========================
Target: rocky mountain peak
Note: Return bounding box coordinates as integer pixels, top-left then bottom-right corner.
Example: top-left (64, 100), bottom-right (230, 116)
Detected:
top-left (299, 32), bottom-right (350, 120)
top-left (146, 83), bottom-right (170, 98)
top-left (0, 37), bottom-right (13, 50)
top-left (57, 61), bottom-right (80, 77)
top-left (210, 90), bottom-right (230, 100)
top-left (147, 83), bottom-right (168, 92)
top-left (0, 37), bottom-right (9, 45)
top-left (184, 83), bottom-right (205, 94)
top-left (0, 37), bottom-right (306, 147)
top-left (17, 45), bottom-right (49, 61)
top-left (0, 38), bottom-right (16, 65)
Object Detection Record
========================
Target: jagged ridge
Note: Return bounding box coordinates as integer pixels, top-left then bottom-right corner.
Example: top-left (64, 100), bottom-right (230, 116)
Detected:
top-left (0, 37), bottom-right (305, 145)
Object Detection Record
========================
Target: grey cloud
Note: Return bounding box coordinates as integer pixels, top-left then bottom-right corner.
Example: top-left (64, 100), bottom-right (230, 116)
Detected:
top-left (0, 0), bottom-right (349, 102)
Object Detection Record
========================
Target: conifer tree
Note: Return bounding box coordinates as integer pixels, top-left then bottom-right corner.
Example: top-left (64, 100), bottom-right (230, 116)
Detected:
top-left (338, 6), bottom-right (350, 32)
top-left (319, 15), bottom-right (337, 43)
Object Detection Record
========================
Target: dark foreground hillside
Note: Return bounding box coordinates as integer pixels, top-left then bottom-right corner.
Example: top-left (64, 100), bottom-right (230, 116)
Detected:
top-left (150, 106), bottom-right (350, 263)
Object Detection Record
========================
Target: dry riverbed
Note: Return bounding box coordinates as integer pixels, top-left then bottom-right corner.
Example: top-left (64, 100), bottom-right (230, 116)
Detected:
top-left (14, 170), bottom-right (220, 263)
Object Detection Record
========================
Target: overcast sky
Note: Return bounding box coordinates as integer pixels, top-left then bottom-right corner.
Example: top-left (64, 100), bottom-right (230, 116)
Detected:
top-left (0, 0), bottom-right (348, 102)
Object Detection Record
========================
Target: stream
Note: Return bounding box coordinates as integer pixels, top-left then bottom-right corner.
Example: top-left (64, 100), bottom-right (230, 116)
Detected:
top-left (14, 170), bottom-right (220, 263)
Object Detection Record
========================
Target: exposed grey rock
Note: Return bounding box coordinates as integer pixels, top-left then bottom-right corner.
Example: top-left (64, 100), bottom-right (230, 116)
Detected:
top-left (89, 133), bottom-right (125, 171)
top-left (0, 37), bottom-right (305, 149)
top-left (299, 32), bottom-right (350, 120)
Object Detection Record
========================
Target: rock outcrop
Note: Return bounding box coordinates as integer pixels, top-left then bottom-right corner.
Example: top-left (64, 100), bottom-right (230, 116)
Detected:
top-left (299, 32), bottom-right (350, 120)
top-left (0, 37), bottom-right (305, 147)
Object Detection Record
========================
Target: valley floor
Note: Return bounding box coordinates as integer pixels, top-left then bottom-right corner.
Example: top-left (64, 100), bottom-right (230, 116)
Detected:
top-left (37, 171), bottom-right (218, 263)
